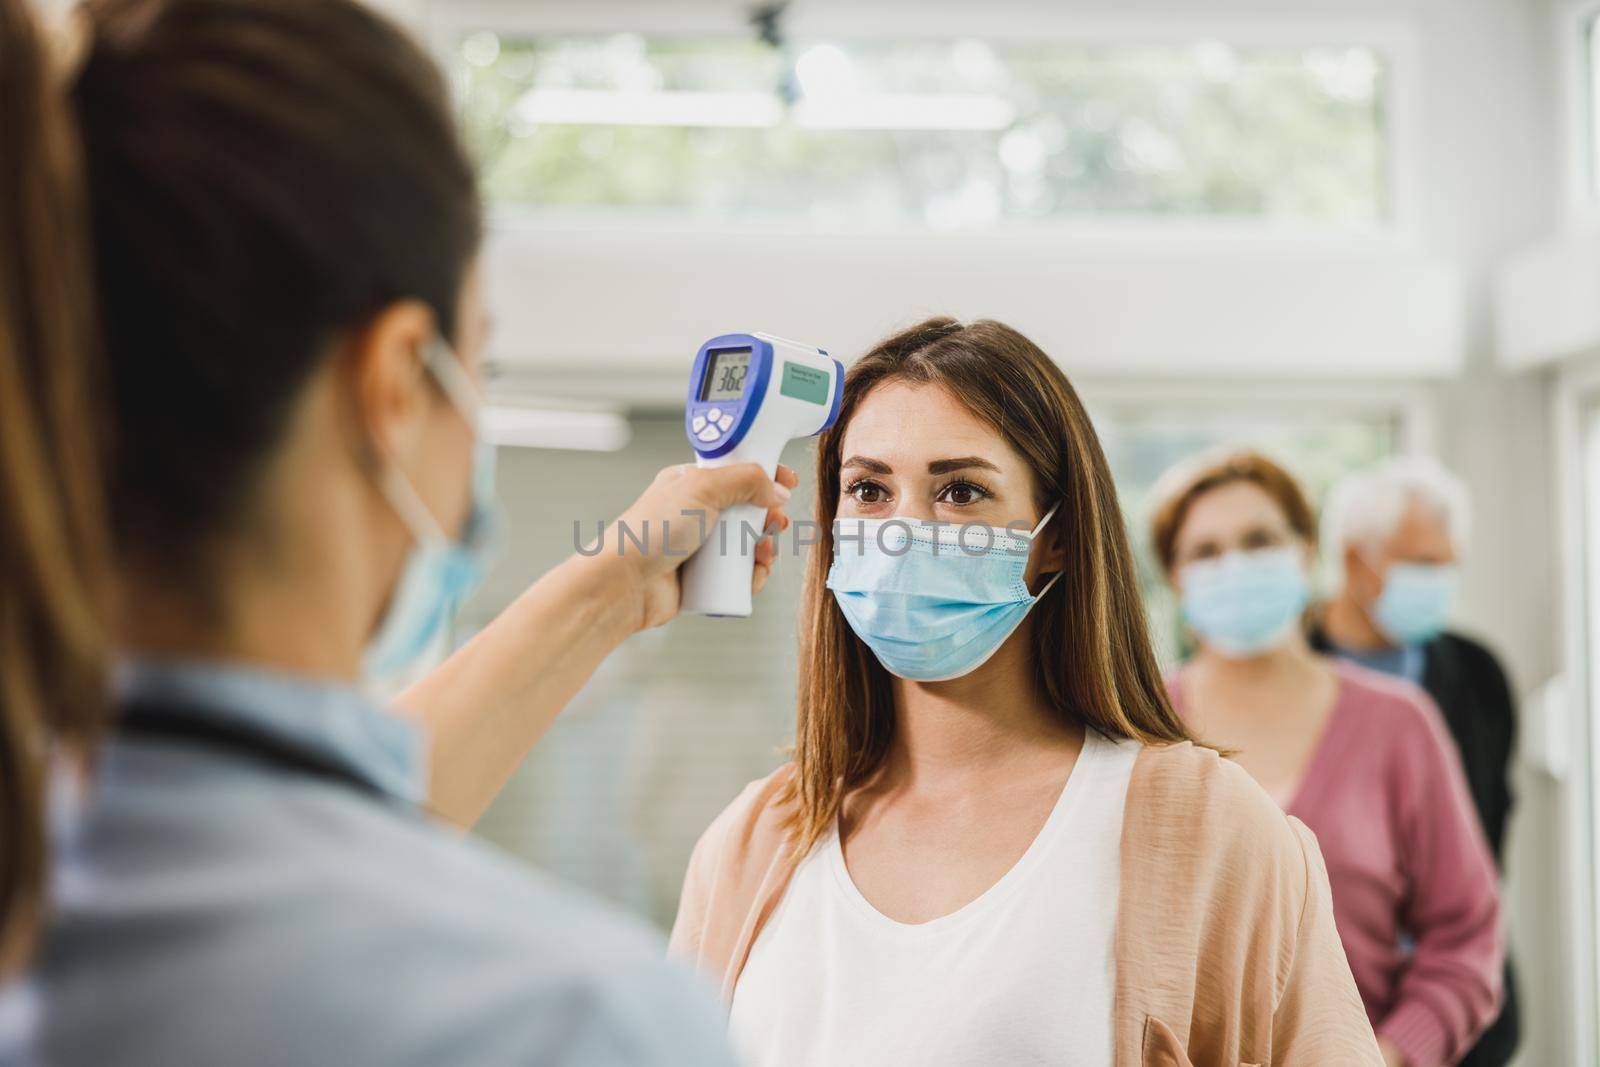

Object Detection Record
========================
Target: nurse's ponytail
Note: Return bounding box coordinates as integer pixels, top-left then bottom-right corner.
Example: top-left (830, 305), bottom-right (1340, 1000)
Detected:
top-left (0, 0), bottom-right (113, 973)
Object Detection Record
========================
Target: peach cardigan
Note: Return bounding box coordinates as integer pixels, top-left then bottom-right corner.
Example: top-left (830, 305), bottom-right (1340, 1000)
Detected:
top-left (670, 740), bottom-right (1384, 1067)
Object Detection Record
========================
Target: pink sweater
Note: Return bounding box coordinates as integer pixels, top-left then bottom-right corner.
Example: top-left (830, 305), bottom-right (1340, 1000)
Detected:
top-left (1170, 661), bottom-right (1502, 1067)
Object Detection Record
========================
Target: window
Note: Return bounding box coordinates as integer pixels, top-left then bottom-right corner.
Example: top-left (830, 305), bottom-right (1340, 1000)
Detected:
top-left (452, 32), bottom-right (1389, 228)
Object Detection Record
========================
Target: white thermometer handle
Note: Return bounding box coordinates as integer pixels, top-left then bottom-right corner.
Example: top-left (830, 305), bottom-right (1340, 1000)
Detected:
top-left (678, 449), bottom-right (777, 618)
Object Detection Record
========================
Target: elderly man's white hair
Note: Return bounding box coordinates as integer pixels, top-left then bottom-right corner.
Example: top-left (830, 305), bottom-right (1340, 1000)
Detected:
top-left (1322, 456), bottom-right (1471, 584)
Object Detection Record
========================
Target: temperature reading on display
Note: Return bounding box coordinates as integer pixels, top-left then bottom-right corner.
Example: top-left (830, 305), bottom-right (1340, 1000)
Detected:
top-left (701, 348), bottom-right (751, 402)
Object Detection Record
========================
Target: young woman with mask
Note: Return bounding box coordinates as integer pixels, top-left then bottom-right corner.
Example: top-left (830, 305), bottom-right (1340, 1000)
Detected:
top-left (0, 0), bottom-right (795, 1062)
top-left (1151, 449), bottom-right (1503, 1067)
top-left (672, 320), bottom-right (1384, 1066)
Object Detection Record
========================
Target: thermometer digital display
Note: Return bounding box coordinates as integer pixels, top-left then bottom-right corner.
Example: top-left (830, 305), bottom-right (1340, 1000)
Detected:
top-left (678, 332), bottom-right (844, 617)
top-left (700, 348), bottom-right (751, 402)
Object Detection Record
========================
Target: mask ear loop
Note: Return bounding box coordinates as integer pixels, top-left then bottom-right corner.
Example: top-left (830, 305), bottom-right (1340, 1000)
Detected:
top-left (421, 338), bottom-right (484, 427)
top-left (1028, 502), bottom-right (1061, 540)
top-left (1026, 502), bottom-right (1063, 597)
top-left (375, 337), bottom-right (479, 550)
top-left (1030, 569), bottom-right (1063, 600)
top-left (379, 464), bottom-right (451, 549)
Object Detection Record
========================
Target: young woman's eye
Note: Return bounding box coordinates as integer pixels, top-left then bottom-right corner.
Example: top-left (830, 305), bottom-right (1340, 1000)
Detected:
top-left (936, 480), bottom-right (990, 506)
top-left (846, 479), bottom-right (889, 505)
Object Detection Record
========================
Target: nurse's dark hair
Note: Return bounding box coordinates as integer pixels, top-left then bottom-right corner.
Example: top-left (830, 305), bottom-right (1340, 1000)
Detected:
top-left (788, 318), bottom-right (1195, 852)
top-left (0, 0), bottom-right (478, 968)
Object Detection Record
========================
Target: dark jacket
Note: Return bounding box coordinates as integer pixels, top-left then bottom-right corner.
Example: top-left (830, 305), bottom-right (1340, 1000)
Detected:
top-left (1311, 626), bottom-right (1519, 1067)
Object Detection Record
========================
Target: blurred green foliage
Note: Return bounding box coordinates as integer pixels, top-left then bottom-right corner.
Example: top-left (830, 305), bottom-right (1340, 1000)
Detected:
top-left (454, 33), bottom-right (1387, 226)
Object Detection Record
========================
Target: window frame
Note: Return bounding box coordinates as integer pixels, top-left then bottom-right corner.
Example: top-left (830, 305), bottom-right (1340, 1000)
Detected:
top-left (1558, 0), bottom-right (1600, 227)
top-left (425, 2), bottom-right (1424, 240)
top-left (1554, 355), bottom-right (1600, 1067)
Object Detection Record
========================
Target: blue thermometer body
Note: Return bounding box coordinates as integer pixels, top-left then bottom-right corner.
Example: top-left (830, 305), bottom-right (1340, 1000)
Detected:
top-left (679, 332), bottom-right (843, 617)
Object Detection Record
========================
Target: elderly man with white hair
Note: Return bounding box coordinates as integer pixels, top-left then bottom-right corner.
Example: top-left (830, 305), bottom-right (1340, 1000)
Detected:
top-left (1314, 456), bottom-right (1519, 1067)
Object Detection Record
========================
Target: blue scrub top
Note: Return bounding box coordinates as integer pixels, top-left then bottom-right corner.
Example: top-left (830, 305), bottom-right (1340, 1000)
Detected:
top-left (18, 660), bottom-right (735, 1067)
top-left (1330, 641), bottom-right (1426, 686)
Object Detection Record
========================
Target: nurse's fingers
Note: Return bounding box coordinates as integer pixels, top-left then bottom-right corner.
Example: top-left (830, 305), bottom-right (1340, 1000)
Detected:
top-left (683, 462), bottom-right (792, 512)
top-left (751, 508), bottom-right (787, 593)
top-left (760, 508), bottom-right (791, 547)
top-left (754, 529), bottom-right (780, 568)
top-left (644, 462), bottom-right (795, 519)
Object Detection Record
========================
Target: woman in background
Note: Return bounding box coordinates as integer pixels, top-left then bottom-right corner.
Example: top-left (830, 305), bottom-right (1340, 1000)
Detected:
top-left (1151, 449), bottom-right (1502, 1067)
top-left (0, 0), bottom-right (793, 1063)
top-left (673, 319), bottom-right (1383, 1066)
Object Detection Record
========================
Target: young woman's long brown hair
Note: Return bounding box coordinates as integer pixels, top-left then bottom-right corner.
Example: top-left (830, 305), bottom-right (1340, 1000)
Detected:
top-left (0, 0), bottom-right (112, 974)
top-left (787, 317), bottom-right (1192, 851)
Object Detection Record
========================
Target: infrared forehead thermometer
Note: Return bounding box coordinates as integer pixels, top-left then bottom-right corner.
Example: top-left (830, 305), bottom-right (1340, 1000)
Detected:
top-left (679, 332), bottom-right (843, 618)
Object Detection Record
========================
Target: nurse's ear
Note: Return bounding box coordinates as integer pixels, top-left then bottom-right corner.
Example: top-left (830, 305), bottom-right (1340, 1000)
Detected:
top-left (342, 299), bottom-right (440, 469)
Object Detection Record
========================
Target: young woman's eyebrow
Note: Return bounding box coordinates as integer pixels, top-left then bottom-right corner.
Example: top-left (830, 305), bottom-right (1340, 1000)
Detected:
top-left (927, 456), bottom-right (1002, 476)
top-left (841, 456), bottom-right (892, 474)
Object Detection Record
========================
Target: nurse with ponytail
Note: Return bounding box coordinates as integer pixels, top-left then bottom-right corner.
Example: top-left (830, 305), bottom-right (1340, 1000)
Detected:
top-left (0, 0), bottom-right (791, 1063)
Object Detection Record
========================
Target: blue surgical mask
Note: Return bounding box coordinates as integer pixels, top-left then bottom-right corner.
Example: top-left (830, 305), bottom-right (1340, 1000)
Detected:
top-left (826, 506), bottom-right (1060, 682)
top-left (1371, 562), bottom-right (1457, 647)
top-left (364, 339), bottom-right (499, 679)
top-left (1181, 547), bottom-right (1309, 659)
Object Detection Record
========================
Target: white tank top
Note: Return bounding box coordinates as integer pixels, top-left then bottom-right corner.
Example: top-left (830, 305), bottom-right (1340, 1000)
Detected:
top-left (728, 730), bottom-right (1141, 1067)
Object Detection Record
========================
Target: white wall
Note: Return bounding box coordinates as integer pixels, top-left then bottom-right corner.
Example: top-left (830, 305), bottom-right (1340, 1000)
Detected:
top-left (483, 226), bottom-right (1464, 391)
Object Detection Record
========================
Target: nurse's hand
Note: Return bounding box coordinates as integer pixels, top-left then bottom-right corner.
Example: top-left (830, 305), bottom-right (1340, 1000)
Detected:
top-left (609, 462), bottom-right (799, 631)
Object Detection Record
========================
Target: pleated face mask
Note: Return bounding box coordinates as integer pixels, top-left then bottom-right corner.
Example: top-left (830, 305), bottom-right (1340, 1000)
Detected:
top-left (826, 505), bottom-right (1060, 682)
top-left (1179, 546), bottom-right (1309, 658)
